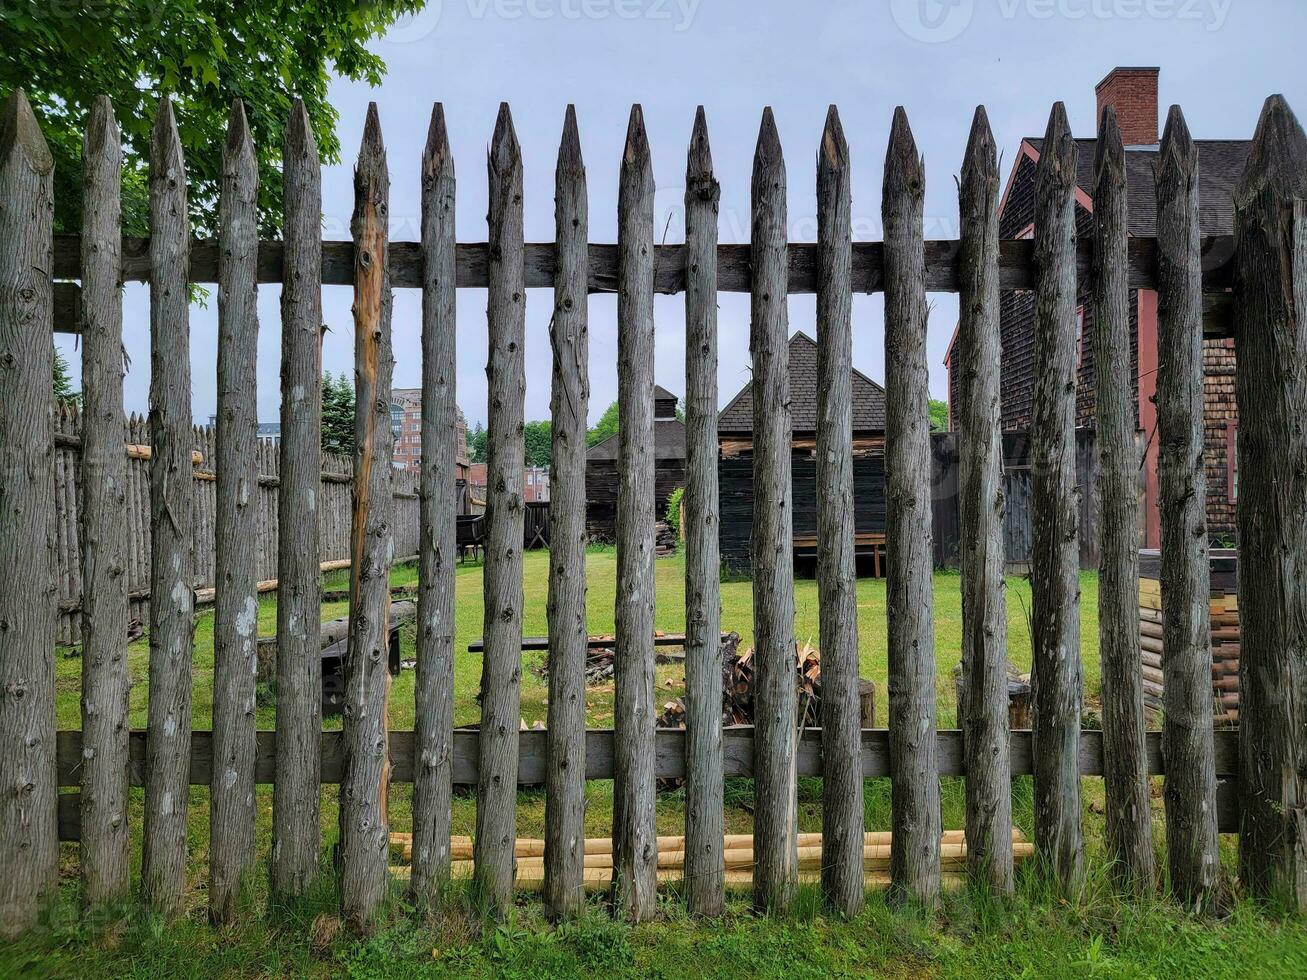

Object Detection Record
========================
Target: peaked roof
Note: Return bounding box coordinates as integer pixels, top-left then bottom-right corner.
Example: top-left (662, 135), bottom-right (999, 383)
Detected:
top-left (587, 418), bottom-right (685, 461)
top-left (717, 331), bottom-right (887, 434)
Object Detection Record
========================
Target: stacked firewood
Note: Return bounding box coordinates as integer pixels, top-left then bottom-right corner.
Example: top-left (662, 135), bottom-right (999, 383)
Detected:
top-left (654, 520), bottom-right (677, 557)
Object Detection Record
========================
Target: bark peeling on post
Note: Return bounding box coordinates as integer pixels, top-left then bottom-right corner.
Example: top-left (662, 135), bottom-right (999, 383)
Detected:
top-left (475, 102), bottom-right (526, 914)
top-left (1030, 102), bottom-right (1083, 893)
top-left (0, 88), bottom-right (58, 938)
top-left (78, 95), bottom-right (131, 910)
top-left (683, 105), bottom-right (726, 918)
top-left (273, 99), bottom-right (323, 898)
top-left (750, 107), bottom-right (798, 915)
top-left (544, 105), bottom-right (589, 920)
top-left (882, 107), bottom-right (941, 906)
top-left (815, 104), bottom-right (863, 917)
top-left (956, 105), bottom-right (1013, 894)
top-left (210, 98), bottom-right (260, 924)
top-left (613, 104), bottom-right (658, 923)
top-left (411, 102), bottom-right (457, 906)
top-left (141, 97), bottom-right (196, 919)
top-left (340, 103), bottom-right (395, 931)
top-left (1156, 104), bottom-right (1219, 910)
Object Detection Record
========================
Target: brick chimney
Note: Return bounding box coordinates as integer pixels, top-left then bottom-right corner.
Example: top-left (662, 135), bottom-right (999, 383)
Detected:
top-left (1096, 67), bottom-right (1160, 146)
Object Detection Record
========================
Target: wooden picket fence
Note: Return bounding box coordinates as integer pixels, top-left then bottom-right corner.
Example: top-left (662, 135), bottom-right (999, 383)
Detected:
top-left (1, 85), bottom-right (1305, 937)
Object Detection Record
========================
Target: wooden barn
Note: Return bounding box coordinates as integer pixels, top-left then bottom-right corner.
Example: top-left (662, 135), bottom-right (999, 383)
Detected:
top-left (585, 385), bottom-right (686, 541)
top-left (718, 332), bottom-right (888, 572)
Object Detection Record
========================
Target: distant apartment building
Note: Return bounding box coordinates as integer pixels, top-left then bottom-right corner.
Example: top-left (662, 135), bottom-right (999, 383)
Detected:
top-left (467, 461), bottom-right (548, 504)
top-left (391, 387), bottom-right (470, 477)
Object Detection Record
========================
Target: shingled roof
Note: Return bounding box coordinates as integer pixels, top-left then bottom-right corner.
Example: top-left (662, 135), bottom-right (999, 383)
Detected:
top-left (717, 331), bottom-right (887, 435)
top-left (586, 419), bottom-right (685, 461)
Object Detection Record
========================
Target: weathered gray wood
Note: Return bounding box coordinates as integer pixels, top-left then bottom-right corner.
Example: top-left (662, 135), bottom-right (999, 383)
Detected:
top-left (613, 104), bottom-right (659, 923)
top-left (77, 95), bottom-right (131, 910)
top-left (340, 103), bottom-right (394, 930)
top-left (956, 106), bottom-right (1013, 895)
top-left (1030, 102), bottom-right (1083, 892)
top-left (0, 88), bottom-right (57, 938)
top-left (210, 98), bottom-right (260, 924)
top-left (475, 103), bottom-right (526, 913)
top-left (272, 98), bottom-right (324, 899)
top-left (1155, 105), bottom-right (1219, 910)
top-left (815, 105), bottom-right (863, 917)
top-left (410, 103), bottom-right (457, 907)
top-left (1233, 94), bottom-right (1307, 909)
top-left (750, 107), bottom-right (798, 915)
top-left (683, 106), bottom-right (725, 918)
top-left (882, 107), bottom-right (941, 905)
top-left (1092, 107), bottom-right (1154, 892)
top-left (544, 105), bottom-right (589, 921)
top-left (141, 97), bottom-right (195, 919)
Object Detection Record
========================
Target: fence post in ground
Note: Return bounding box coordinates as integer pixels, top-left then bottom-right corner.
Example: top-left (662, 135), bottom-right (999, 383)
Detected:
top-left (1092, 107), bottom-right (1154, 893)
top-left (613, 104), bottom-right (658, 922)
top-left (340, 103), bottom-right (394, 930)
top-left (476, 103), bottom-right (526, 913)
top-left (544, 105), bottom-right (589, 920)
top-left (78, 95), bottom-right (130, 910)
top-left (815, 104), bottom-right (863, 917)
top-left (1031, 102), bottom-right (1083, 892)
top-left (1156, 104), bottom-right (1219, 910)
top-left (1233, 94), bottom-right (1307, 910)
top-left (273, 98), bottom-right (324, 899)
top-left (0, 88), bottom-right (56, 939)
top-left (683, 106), bottom-right (725, 917)
top-left (210, 98), bottom-right (260, 924)
top-left (410, 102), bottom-right (458, 906)
top-left (750, 107), bottom-right (798, 914)
top-left (956, 106), bottom-right (1014, 895)
top-left (883, 107), bottom-right (941, 905)
top-left (142, 97), bottom-right (195, 919)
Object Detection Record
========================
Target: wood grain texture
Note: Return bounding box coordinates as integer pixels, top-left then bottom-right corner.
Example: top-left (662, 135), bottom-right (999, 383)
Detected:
top-left (210, 99), bottom-right (260, 924)
top-left (544, 105), bottom-right (589, 920)
top-left (682, 106), bottom-right (725, 918)
top-left (882, 107), bottom-right (941, 905)
top-left (272, 98), bottom-right (324, 899)
top-left (1091, 107), bottom-right (1154, 892)
top-left (339, 103), bottom-right (394, 930)
top-left (141, 98), bottom-right (195, 919)
top-left (475, 103), bottom-right (526, 913)
top-left (1233, 95), bottom-right (1307, 909)
top-left (1155, 105), bottom-right (1219, 910)
top-left (1030, 103), bottom-right (1083, 892)
top-left (77, 96), bottom-right (131, 910)
top-left (956, 106), bottom-right (1013, 895)
top-left (410, 103), bottom-right (458, 907)
top-left (815, 105), bottom-right (863, 917)
top-left (0, 88), bottom-right (57, 938)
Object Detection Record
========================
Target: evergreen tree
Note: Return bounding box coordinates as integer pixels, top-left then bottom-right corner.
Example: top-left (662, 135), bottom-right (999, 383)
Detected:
top-left (53, 348), bottom-right (78, 404)
top-left (321, 371), bottom-right (355, 456)
top-left (467, 421), bottom-right (488, 463)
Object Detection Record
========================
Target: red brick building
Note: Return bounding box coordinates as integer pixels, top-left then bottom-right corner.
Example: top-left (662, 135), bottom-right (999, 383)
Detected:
top-left (944, 67), bottom-right (1244, 548)
top-left (390, 387), bottom-right (472, 509)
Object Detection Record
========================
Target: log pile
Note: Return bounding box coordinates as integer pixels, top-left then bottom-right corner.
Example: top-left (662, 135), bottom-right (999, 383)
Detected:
top-left (1139, 548), bottom-right (1240, 727)
top-left (654, 520), bottom-right (677, 557)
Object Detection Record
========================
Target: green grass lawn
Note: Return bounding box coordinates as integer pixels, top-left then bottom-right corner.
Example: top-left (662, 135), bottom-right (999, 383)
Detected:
top-left (15, 549), bottom-right (1304, 978)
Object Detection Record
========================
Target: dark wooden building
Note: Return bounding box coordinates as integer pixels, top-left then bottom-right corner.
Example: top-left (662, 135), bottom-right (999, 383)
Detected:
top-left (585, 385), bottom-right (686, 541)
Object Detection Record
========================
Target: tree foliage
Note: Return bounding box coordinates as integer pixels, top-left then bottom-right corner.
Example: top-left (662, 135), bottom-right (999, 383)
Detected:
top-left (53, 348), bottom-right (78, 403)
top-left (321, 371), bottom-right (355, 457)
top-left (928, 398), bottom-right (949, 432)
top-left (2, 0), bottom-right (420, 235)
top-left (467, 421), bottom-right (488, 464)
top-left (586, 399), bottom-right (620, 448)
top-left (523, 420), bottom-right (551, 469)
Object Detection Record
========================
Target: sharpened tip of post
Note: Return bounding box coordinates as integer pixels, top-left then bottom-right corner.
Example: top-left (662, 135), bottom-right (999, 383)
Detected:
top-left (557, 104), bottom-right (583, 173)
top-left (423, 103), bottom-right (451, 174)
top-left (361, 102), bottom-right (384, 150)
top-left (755, 106), bottom-right (782, 162)
top-left (224, 98), bottom-right (253, 158)
top-left (1043, 101), bottom-right (1072, 146)
top-left (962, 106), bottom-right (996, 180)
top-left (85, 95), bottom-right (119, 155)
top-left (150, 96), bottom-right (183, 168)
top-left (820, 105), bottom-right (847, 171)
top-left (0, 89), bottom-right (53, 172)
top-left (623, 104), bottom-right (649, 164)
top-left (1094, 106), bottom-right (1124, 186)
top-left (490, 102), bottom-right (520, 172)
top-left (286, 98), bottom-right (318, 161)
top-left (1037, 102), bottom-right (1075, 184)
top-left (885, 106), bottom-right (923, 185)
top-left (1238, 94), bottom-right (1307, 201)
top-left (688, 106), bottom-right (713, 177)
top-left (1159, 105), bottom-right (1196, 173)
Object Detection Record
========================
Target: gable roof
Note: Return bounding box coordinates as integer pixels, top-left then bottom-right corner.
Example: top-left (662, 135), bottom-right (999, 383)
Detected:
top-left (717, 331), bottom-right (887, 435)
top-left (586, 418), bottom-right (685, 462)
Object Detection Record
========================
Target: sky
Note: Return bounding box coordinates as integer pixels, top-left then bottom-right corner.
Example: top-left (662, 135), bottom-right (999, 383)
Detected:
top-left (55, 0), bottom-right (1307, 429)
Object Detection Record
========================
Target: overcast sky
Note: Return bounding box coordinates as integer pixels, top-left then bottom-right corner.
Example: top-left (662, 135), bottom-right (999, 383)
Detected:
top-left (57, 0), bottom-right (1307, 428)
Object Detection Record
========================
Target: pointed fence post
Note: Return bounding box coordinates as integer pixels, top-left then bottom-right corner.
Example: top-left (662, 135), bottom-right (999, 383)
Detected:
top-left (1233, 94), bottom-right (1307, 910)
top-left (475, 102), bottom-right (526, 913)
top-left (411, 102), bottom-right (458, 907)
top-left (613, 104), bottom-right (658, 922)
top-left (0, 88), bottom-right (57, 939)
top-left (883, 107), bottom-right (941, 905)
top-left (956, 105), bottom-right (1014, 895)
top-left (211, 98), bottom-right (260, 924)
top-left (815, 104), bottom-right (864, 917)
top-left (142, 96), bottom-right (195, 919)
top-left (340, 102), bottom-right (394, 930)
top-left (1156, 104), bottom-right (1219, 910)
top-left (78, 95), bottom-right (131, 910)
top-left (1031, 102), bottom-right (1083, 892)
